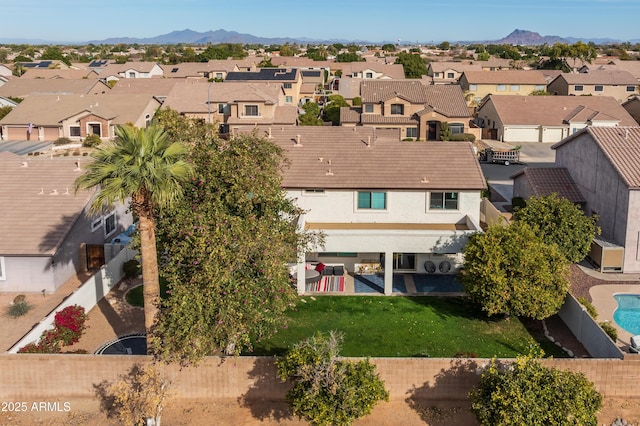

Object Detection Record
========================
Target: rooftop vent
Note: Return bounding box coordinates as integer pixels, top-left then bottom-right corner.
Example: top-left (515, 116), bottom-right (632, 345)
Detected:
top-left (20, 161), bottom-right (28, 168)
top-left (326, 169), bottom-right (334, 176)
top-left (50, 189), bottom-right (59, 195)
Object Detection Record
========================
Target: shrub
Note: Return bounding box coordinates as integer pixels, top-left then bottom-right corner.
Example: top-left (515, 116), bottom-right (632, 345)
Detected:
top-left (578, 297), bottom-right (598, 319)
top-left (511, 196), bottom-right (527, 211)
top-left (83, 133), bottom-right (102, 148)
top-left (449, 133), bottom-right (476, 142)
top-left (8, 300), bottom-right (32, 318)
top-left (72, 149), bottom-right (81, 156)
top-left (123, 259), bottom-right (141, 279)
top-left (54, 137), bottom-right (72, 146)
top-left (599, 322), bottom-right (618, 342)
top-left (54, 305), bottom-right (87, 345)
top-left (277, 331), bottom-right (389, 426)
top-left (352, 97), bottom-right (362, 106)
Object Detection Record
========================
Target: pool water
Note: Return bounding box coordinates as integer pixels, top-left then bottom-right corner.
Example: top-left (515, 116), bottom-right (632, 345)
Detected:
top-left (613, 294), bottom-right (640, 336)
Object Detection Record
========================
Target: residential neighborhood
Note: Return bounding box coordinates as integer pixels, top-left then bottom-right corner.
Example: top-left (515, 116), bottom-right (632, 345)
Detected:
top-left (2, 26), bottom-right (640, 425)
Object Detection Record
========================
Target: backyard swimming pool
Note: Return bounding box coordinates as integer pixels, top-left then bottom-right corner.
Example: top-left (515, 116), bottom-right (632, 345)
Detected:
top-left (613, 294), bottom-right (640, 336)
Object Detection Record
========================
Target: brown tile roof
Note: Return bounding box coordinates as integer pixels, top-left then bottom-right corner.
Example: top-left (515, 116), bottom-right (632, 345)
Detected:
top-left (554, 127), bottom-right (640, 188)
top-left (107, 78), bottom-right (181, 96)
top-left (0, 78), bottom-right (110, 98)
top-left (553, 69), bottom-right (637, 85)
top-left (462, 70), bottom-right (547, 85)
top-left (98, 62), bottom-right (161, 75)
top-left (429, 62), bottom-right (482, 73)
top-left (160, 59), bottom-right (260, 78)
top-left (511, 167), bottom-right (585, 203)
top-left (481, 95), bottom-right (637, 126)
top-left (269, 57), bottom-right (333, 69)
top-left (340, 107), bottom-right (361, 123)
top-left (20, 69), bottom-right (100, 79)
top-left (339, 63), bottom-right (405, 79)
top-left (0, 94), bottom-right (160, 126)
top-left (162, 81), bottom-right (281, 114)
top-left (0, 152), bottom-right (96, 255)
top-left (361, 80), bottom-right (470, 118)
top-left (255, 127), bottom-right (486, 190)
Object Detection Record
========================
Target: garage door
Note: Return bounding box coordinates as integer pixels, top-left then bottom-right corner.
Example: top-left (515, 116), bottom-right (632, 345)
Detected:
top-left (503, 127), bottom-right (540, 143)
top-left (6, 127), bottom-right (28, 140)
top-left (541, 127), bottom-right (565, 143)
top-left (43, 127), bottom-right (60, 141)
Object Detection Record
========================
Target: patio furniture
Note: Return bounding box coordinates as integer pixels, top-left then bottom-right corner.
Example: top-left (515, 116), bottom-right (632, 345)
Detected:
top-left (631, 335), bottom-right (640, 353)
top-left (305, 269), bottom-right (321, 284)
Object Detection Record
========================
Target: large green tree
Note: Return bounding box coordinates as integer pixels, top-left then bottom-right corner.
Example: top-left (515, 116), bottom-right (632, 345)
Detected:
top-left (515, 194), bottom-right (599, 263)
top-left (299, 102), bottom-right (323, 126)
top-left (394, 52), bottom-right (427, 78)
top-left (322, 94), bottom-right (349, 125)
top-left (74, 124), bottom-right (193, 352)
top-left (277, 331), bottom-right (389, 426)
top-left (151, 109), bottom-right (319, 363)
top-left (460, 222), bottom-right (569, 319)
top-left (470, 354), bottom-right (602, 426)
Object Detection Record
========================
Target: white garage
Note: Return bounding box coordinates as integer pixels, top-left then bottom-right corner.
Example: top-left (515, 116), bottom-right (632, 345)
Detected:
top-left (503, 126), bottom-right (540, 143)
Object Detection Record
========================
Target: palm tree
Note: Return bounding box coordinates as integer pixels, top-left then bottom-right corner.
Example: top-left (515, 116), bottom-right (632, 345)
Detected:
top-left (74, 124), bottom-right (193, 352)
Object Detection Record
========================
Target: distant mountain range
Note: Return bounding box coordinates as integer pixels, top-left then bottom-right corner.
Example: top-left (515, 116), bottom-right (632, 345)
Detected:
top-left (0, 29), bottom-right (636, 46)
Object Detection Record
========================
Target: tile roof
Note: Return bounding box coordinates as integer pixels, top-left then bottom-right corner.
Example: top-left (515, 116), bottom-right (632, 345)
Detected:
top-left (225, 68), bottom-right (298, 81)
top-left (269, 57), bottom-right (333, 69)
top-left (0, 94), bottom-right (160, 126)
top-left (338, 62), bottom-right (405, 79)
top-left (462, 70), bottom-right (547, 84)
top-left (98, 62), bottom-right (161, 75)
top-left (161, 81), bottom-right (281, 114)
top-left (361, 80), bottom-right (470, 118)
top-left (20, 69), bottom-right (99, 79)
top-left (252, 127), bottom-right (486, 190)
top-left (0, 78), bottom-right (110, 98)
top-left (107, 78), bottom-right (181, 96)
top-left (481, 95), bottom-right (637, 126)
top-left (554, 69), bottom-right (637, 85)
top-left (0, 152), bottom-right (95, 255)
top-left (429, 62), bottom-right (482, 73)
top-left (511, 167), bottom-right (585, 203)
top-left (554, 126), bottom-right (640, 189)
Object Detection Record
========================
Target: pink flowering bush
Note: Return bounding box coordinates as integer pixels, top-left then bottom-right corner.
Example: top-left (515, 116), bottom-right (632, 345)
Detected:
top-left (18, 305), bottom-right (87, 353)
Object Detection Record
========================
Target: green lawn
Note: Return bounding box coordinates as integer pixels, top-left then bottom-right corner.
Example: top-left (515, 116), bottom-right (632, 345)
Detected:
top-left (249, 296), bottom-right (567, 358)
top-left (124, 278), bottom-right (169, 307)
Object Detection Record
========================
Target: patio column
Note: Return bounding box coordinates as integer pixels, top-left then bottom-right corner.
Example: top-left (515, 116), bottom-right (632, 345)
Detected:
top-left (383, 250), bottom-right (393, 295)
top-left (296, 253), bottom-right (306, 295)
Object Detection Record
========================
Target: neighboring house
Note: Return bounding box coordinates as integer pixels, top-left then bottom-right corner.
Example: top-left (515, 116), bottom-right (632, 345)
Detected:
top-left (161, 81), bottom-right (297, 131)
top-left (0, 94), bottom-right (160, 141)
top-left (264, 126), bottom-right (486, 294)
top-left (225, 68), bottom-right (303, 105)
top-left (552, 126), bottom-right (640, 273)
top-left (341, 80), bottom-right (473, 141)
top-left (107, 78), bottom-right (181, 103)
top-left (97, 62), bottom-right (164, 83)
top-left (0, 152), bottom-right (133, 293)
top-left (475, 95), bottom-right (637, 143)
top-left (16, 60), bottom-right (70, 70)
top-left (459, 70), bottom-right (548, 105)
top-left (0, 96), bottom-right (18, 108)
top-left (0, 64), bottom-right (13, 77)
top-left (622, 96), bottom-right (640, 125)
top-left (477, 58), bottom-right (513, 71)
top-left (270, 57), bottom-right (333, 71)
top-left (0, 78), bottom-right (110, 99)
top-left (427, 61), bottom-right (482, 85)
top-left (20, 68), bottom-right (100, 79)
top-left (511, 167), bottom-right (586, 207)
top-left (547, 70), bottom-right (638, 101)
top-left (590, 60), bottom-right (640, 84)
top-left (332, 62), bottom-right (405, 80)
top-left (161, 59), bottom-right (258, 80)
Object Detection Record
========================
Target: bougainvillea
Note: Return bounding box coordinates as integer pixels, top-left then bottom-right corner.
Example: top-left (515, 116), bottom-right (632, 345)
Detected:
top-left (17, 304), bottom-right (87, 353)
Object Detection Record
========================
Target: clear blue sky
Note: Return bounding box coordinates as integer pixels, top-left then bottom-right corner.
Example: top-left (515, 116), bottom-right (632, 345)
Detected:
top-left (2, 0), bottom-right (639, 43)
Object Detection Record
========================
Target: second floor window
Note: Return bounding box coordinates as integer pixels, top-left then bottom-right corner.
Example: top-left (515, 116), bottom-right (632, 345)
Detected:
top-left (447, 72), bottom-right (455, 79)
top-left (244, 105), bottom-right (258, 116)
top-left (357, 191), bottom-right (386, 209)
top-left (497, 84), bottom-right (506, 91)
top-left (283, 82), bottom-right (292, 89)
top-left (364, 104), bottom-right (374, 113)
top-left (430, 192), bottom-right (459, 210)
top-left (218, 103), bottom-right (230, 114)
top-left (365, 72), bottom-right (373, 78)
top-left (390, 104), bottom-right (404, 115)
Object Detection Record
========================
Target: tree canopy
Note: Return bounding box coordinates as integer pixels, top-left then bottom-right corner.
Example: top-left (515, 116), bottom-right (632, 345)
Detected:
top-left (394, 52), bottom-right (427, 78)
top-left (460, 222), bottom-right (569, 320)
top-left (151, 109), bottom-right (318, 363)
top-left (515, 194), bottom-right (599, 263)
top-left (197, 43), bottom-right (247, 61)
top-left (470, 354), bottom-right (602, 426)
top-left (322, 94), bottom-right (349, 125)
top-left (277, 331), bottom-right (389, 426)
top-left (298, 102), bottom-right (323, 126)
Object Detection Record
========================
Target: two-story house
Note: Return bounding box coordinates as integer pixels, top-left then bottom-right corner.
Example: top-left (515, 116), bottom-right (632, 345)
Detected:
top-left (0, 78), bottom-right (110, 100)
top-left (161, 59), bottom-right (259, 80)
top-left (341, 80), bottom-right (473, 141)
top-left (161, 81), bottom-right (297, 131)
top-left (265, 127), bottom-right (486, 294)
top-left (459, 70), bottom-right (548, 106)
top-left (547, 70), bottom-right (638, 101)
top-left (552, 127), bottom-right (640, 273)
top-left (225, 68), bottom-right (303, 106)
top-left (427, 62), bottom-right (482, 85)
top-left (97, 62), bottom-right (164, 83)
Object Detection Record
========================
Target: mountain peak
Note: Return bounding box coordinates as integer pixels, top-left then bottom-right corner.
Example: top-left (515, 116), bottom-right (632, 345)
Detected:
top-left (497, 29), bottom-right (567, 46)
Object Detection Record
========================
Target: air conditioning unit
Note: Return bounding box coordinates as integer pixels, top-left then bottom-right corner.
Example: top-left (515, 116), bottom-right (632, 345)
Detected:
top-left (424, 254), bottom-right (461, 274)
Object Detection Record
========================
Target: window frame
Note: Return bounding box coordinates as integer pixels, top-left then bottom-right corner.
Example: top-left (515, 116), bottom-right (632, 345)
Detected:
top-left (510, 84), bottom-right (520, 91)
top-left (574, 85), bottom-right (584, 92)
top-left (594, 85), bottom-right (604, 92)
top-left (91, 217), bottom-right (103, 232)
top-left (469, 84), bottom-right (477, 91)
top-left (69, 125), bottom-right (81, 137)
top-left (283, 82), bottom-right (292, 89)
top-left (244, 105), bottom-right (259, 117)
top-left (406, 127), bottom-right (418, 138)
top-left (104, 212), bottom-right (117, 238)
top-left (285, 95), bottom-right (293, 104)
top-left (357, 191), bottom-right (387, 210)
top-left (447, 72), bottom-right (455, 79)
top-left (364, 104), bottom-right (374, 113)
top-left (429, 192), bottom-right (459, 211)
top-left (496, 84), bottom-right (507, 92)
top-left (449, 123), bottom-right (464, 134)
top-left (390, 104), bottom-right (404, 115)
top-left (365, 72), bottom-right (373, 78)
top-left (627, 85), bottom-right (636, 92)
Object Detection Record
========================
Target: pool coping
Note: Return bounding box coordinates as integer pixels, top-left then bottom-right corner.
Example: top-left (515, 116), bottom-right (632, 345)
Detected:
top-left (590, 284), bottom-right (640, 350)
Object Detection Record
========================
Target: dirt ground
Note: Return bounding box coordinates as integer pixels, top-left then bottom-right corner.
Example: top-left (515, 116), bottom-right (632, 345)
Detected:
top-left (0, 396), bottom-right (638, 425)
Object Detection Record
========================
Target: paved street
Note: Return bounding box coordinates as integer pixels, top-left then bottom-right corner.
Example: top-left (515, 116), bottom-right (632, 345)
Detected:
top-left (0, 140), bottom-right (53, 155)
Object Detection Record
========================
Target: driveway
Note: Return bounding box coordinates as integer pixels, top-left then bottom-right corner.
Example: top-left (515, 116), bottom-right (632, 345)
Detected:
top-left (0, 140), bottom-right (52, 155)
